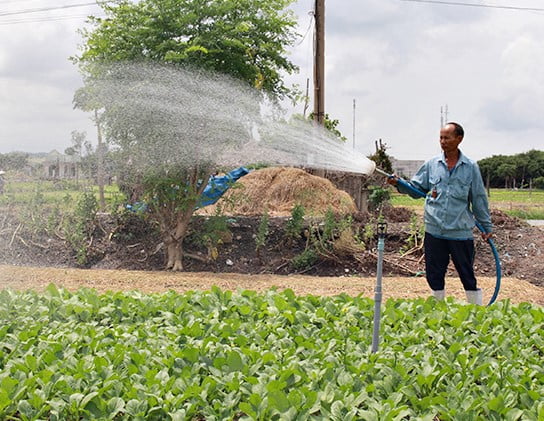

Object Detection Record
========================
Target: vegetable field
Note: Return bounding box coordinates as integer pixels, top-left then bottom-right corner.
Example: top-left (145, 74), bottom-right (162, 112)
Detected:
top-left (1, 286), bottom-right (542, 420)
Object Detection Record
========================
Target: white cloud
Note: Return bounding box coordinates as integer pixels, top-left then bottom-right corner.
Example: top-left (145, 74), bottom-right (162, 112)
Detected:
top-left (1, 0), bottom-right (543, 162)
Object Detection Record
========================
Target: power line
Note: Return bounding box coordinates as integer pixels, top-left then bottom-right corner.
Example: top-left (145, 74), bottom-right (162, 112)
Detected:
top-left (0, 2), bottom-right (101, 17)
top-left (0, 13), bottom-right (103, 25)
top-left (400, 0), bottom-right (544, 12)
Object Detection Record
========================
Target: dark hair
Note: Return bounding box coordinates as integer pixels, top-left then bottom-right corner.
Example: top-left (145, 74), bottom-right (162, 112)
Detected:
top-left (446, 121), bottom-right (464, 138)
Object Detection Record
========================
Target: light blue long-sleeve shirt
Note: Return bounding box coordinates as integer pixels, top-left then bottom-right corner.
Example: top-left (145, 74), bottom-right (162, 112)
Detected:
top-left (397, 150), bottom-right (493, 239)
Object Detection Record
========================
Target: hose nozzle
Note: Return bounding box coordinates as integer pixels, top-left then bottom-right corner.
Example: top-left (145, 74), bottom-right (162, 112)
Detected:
top-left (374, 167), bottom-right (393, 178)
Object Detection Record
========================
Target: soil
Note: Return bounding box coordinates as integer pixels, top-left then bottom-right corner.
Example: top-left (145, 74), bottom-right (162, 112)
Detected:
top-left (0, 206), bottom-right (542, 305)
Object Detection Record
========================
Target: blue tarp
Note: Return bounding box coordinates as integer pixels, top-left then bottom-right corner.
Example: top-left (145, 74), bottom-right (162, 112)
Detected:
top-left (197, 166), bottom-right (250, 208)
top-left (126, 166), bottom-right (250, 212)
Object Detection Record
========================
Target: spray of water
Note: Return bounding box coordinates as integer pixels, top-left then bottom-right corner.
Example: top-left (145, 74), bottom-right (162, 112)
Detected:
top-left (84, 62), bottom-right (376, 175)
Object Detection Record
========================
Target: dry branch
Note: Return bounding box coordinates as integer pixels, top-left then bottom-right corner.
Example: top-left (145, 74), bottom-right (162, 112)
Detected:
top-left (9, 224), bottom-right (21, 248)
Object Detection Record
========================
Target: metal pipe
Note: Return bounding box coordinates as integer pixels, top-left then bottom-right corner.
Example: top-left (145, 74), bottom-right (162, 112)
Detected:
top-left (371, 221), bottom-right (387, 353)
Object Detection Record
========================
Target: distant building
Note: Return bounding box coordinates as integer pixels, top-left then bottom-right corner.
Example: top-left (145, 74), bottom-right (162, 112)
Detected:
top-left (391, 158), bottom-right (424, 179)
top-left (25, 150), bottom-right (80, 179)
top-left (42, 150), bottom-right (79, 178)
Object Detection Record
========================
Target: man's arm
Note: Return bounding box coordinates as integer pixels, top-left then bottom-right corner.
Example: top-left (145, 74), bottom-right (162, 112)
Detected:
top-left (471, 163), bottom-right (493, 239)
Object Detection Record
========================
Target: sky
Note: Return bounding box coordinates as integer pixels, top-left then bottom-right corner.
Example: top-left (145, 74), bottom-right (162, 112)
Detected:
top-left (1, 0), bottom-right (543, 162)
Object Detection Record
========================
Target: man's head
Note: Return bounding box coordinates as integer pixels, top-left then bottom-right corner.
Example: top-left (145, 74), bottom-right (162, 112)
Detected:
top-left (440, 122), bottom-right (464, 155)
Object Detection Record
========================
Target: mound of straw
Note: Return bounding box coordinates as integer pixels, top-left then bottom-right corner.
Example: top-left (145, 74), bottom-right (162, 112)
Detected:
top-left (200, 167), bottom-right (357, 216)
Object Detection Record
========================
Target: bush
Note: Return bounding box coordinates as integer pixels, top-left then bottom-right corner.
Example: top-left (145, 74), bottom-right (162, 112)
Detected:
top-left (291, 248), bottom-right (318, 270)
top-left (533, 176), bottom-right (544, 190)
top-left (369, 187), bottom-right (391, 211)
top-left (283, 204), bottom-right (305, 245)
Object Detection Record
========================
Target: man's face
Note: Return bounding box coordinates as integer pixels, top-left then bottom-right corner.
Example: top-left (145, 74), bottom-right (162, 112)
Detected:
top-left (439, 124), bottom-right (463, 155)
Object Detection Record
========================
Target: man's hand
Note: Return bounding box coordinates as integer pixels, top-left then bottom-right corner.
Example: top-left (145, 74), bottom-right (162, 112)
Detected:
top-left (481, 232), bottom-right (493, 241)
top-left (385, 174), bottom-right (399, 186)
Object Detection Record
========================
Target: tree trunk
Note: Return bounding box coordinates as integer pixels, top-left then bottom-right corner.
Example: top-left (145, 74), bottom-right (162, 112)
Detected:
top-left (160, 167), bottom-right (212, 271)
top-left (165, 238), bottom-right (183, 271)
top-left (164, 217), bottom-right (190, 271)
top-left (94, 110), bottom-right (106, 210)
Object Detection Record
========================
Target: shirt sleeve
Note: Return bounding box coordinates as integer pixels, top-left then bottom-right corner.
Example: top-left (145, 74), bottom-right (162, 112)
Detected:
top-left (396, 161), bottom-right (430, 199)
top-left (470, 163), bottom-right (493, 233)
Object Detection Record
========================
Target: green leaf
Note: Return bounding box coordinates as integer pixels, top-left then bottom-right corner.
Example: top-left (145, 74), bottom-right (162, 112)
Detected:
top-left (505, 408), bottom-right (524, 421)
top-left (1, 377), bottom-right (18, 396)
top-left (107, 397), bottom-right (125, 418)
top-left (226, 351), bottom-right (244, 372)
top-left (239, 402), bottom-right (257, 418)
top-left (45, 283), bottom-right (61, 297)
top-left (17, 400), bottom-right (35, 419)
top-left (268, 389), bottom-right (290, 413)
top-left (0, 389), bottom-right (11, 412)
top-left (125, 399), bottom-right (147, 416)
top-left (488, 395), bottom-right (505, 412)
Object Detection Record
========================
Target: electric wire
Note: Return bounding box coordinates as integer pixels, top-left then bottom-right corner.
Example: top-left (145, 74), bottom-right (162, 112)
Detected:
top-left (295, 9), bottom-right (315, 47)
top-left (0, 13), bottom-right (104, 25)
top-left (0, 2), bottom-right (100, 17)
top-left (400, 0), bottom-right (544, 12)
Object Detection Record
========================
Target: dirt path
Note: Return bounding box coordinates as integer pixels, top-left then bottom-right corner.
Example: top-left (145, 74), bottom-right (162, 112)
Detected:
top-left (1, 265), bottom-right (541, 306)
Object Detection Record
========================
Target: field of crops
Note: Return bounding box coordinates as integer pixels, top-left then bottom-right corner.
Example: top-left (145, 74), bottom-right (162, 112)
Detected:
top-left (1, 286), bottom-right (542, 420)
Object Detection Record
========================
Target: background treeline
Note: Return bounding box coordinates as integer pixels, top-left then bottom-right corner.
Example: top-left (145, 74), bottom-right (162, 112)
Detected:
top-left (2, 149), bottom-right (544, 190)
top-left (0, 152), bottom-right (28, 171)
top-left (478, 150), bottom-right (544, 189)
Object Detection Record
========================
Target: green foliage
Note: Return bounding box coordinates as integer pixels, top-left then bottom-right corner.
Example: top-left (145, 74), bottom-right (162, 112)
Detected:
top-left (75, 0), bottom-right (299, 99)
top-left (478, 149), bottom-right (544, 188)
top-left (533, 176), bottom-right (544, 190)
top-left (191, 212), bottom-right (231, 261)
top-left (307, 112), bottom-right (347, 141)
top-left (368, 138), bottom-right (393, 174)
top-left (505, 208), bottom-right (544, 220)
top-left (255, 210), bottom-right (270, 256)
top-left (73, 0), bottom-right (300, 267)
top-left (290, 248), bottom-right (318, 271)
top-left (291, 209), bottom-right (363, 270)
top-left (0, 288), bottom-right (542, 420)
top-left (0, 151), bottom-right (28, 171)
top-left (15, 188), bottom-right (67, 240)
top-left (401, 213), bottom-right (424, 254)
top-left (283, 203), bottom-right (305, 245)
top-left (63, 191), bottom-right (98, 265)
top-left (369, 187), bottom-right (391, 211)
top-left (363, 220), bottom-right (376, 245)
top-left (19, 187), bottom-right (47, 234)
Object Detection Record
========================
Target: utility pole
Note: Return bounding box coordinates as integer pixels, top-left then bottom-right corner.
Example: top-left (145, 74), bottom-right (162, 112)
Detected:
top-left (313, 0), bottom-right (325, 125)
top-left (441, 104), bottom-right (449, 127)
top-left (95, 109), bottom-right (106, 211)
top-left (303, 77), bottom-right (310, 118)
top-left (352, 98), bottom-right (356, 149)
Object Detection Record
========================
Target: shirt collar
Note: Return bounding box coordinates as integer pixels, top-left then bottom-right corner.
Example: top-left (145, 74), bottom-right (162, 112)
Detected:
top-left (439, 149), bottom-right (469, 167)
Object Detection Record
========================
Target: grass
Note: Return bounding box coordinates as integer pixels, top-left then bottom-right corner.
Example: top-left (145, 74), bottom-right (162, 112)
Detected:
top-left (0, 179), bottom-right (124, 210)
top-left (391, 188), bottom-right (544, 219)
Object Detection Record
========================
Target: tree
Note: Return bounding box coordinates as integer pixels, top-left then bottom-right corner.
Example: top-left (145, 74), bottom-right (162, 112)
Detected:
top-left (308, 112), bottom-right (347, 141)
top-left (478, 150), bottom-right (544, 189)
top-left (497, 162), bottom-right (517, 189)
top-left (0, 152), bottom-right (28, 171)
top-left (74, 0), bottom-right (298, 271)
top-left (368, 139), bottom-right (393, 174)
top-left (65, 130), bottom-right (90, 183)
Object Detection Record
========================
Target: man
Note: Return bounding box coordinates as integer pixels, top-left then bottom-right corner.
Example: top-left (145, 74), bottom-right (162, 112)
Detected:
top-left (388, 122), bottom-right (492, 305)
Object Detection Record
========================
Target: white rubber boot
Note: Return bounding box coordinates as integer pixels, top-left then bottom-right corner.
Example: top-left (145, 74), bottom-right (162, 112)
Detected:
top-left (431, 289), bottom-right (445, 301)
top-left (465, 289), bottom-right (483, 305)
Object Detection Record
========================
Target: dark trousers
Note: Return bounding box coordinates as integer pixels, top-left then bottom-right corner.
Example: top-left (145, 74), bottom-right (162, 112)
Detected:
top-left (424, 232), bottom-right (478, 291)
